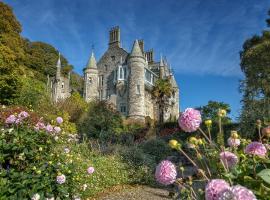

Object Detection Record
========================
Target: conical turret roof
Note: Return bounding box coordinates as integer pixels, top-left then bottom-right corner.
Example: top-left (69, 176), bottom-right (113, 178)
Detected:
top-left (130, 40), bottom-right (144, 57)
top-left (86, 51), bottom-right (97, 69)
top-left (160, 54), bottom-right (164, 66)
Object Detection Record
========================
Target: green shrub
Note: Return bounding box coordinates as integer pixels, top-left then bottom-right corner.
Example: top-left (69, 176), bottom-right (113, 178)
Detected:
top-left (78, 101), bottom-right (123, 140)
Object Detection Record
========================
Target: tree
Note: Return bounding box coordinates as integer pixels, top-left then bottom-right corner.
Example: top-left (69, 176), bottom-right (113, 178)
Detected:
top-left (198, 101), bottom-right (231, 123)
top-left (152, 78), bottom-right (173, 125)
top-left (239, 11), bottom-right (270, 136)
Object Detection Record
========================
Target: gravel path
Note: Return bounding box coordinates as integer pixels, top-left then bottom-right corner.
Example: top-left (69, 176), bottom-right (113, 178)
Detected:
top-left (94, 185), bottom-right (172, 200)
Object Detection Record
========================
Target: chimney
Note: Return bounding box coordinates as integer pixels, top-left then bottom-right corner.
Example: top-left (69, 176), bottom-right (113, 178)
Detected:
top-left (138, 39), bottom-right (144, 53)
top-left (109, 26), bottom-right (121, 48)
top-left (145, 49), bottom-right (154, 63)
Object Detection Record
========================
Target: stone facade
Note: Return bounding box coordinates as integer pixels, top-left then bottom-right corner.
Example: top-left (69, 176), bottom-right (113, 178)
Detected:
top-left (83, 26), bottom-right (180, 122)
top-left (49, 26), bottom-right (180, 122)
top-left (48, 54), bottom-right (71, 103)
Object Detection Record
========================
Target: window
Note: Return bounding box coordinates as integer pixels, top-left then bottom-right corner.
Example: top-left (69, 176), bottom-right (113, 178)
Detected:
top-left (61, 82), bottom-right (64, 89)
top-left (136, 85), bottom-right (140, 95)
top-left (99, 75), bottom-right (104, 87)
top-left (105, 65), bottom-right (108, 71)
top-left (111, 56), bottom-right (115, 61)
top-left (99, 90), bottom-right (103, 100)
top-left (120, 103), bottom-right (126, 113)
top-left (88, 77), bottom-right (92, 84)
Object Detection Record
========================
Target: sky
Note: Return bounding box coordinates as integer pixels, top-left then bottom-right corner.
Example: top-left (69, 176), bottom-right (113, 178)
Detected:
top-left (4, 0), bottom-right (270, 121)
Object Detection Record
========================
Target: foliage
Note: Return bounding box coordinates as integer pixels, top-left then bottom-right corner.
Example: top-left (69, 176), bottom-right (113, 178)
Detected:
top-left (78, 101), bottom-right (123, 141)
top-left (57, 92), bottom-right (88, 124)
top-left (161, 108), bottom-right (270, 199)
top-left (240, 10), bottom-right (270, 136)
top-left (198, 101), bottom-right (231, 123)
top-left (152, 78), bottom-right (173, 124)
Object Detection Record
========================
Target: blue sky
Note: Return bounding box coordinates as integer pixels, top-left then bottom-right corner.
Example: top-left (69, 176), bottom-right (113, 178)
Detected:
top-left (4, 0), bottom-right (270, 120)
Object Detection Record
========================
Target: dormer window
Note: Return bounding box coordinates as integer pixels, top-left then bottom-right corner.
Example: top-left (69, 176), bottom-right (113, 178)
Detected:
top-left (88, 77), bottom-right (92, 84)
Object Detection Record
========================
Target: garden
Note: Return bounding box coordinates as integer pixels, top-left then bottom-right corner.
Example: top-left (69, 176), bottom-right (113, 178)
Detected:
top-left (1, 1), bottom-right (270, 200)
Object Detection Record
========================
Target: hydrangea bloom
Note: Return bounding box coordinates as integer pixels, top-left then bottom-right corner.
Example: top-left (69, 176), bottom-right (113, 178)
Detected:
top-left (18, 111), bottom-right (29, 119)
top-left (46, 124), bottom-right (54, 133)
top-left (87, 166), bottom-right (95, 174)
top-left (244, 142), bottom-right (267, 157)
top-left (31, 193), bottom-right (40, 200)
top-left (54, 126), bottom-right (61, 133)
top-left (5, 115), bottom-right (16, 124)
top-left (205, 179), bottom-right (230, 200)
top-left (56, 174), bottom-right (66, 184)
top-left (227, 137), bottom-right (240, 148)
top-left (155, 160), bottom-right (177, 185)
top-left (220, 151), bottom-right (238, 168)
top-left (56, 117), bottom-right (63, 124)
top-left (178, 108), bottom-right (202, 132)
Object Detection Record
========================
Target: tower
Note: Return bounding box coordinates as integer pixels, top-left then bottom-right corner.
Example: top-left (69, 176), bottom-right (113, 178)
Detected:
top-left (83, 50), bottom-right (99, 102)
top-left (52, 53), bottom-right (62, 102)
top-left (127, 40), bottom-right (146, 123)
top-left (159, 55), bottom-right (165, 79)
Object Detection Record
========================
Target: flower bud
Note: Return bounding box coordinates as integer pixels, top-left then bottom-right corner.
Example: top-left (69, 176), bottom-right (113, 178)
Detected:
top-left (262, 126), bottom-right (270, 138)
top-left (230, 130), bottom-right (239, 139)
top-left (169, 139), bottom-right (180, 149)
top-left (256, 119), bottom-right (262, 127)
top-left (204, 119), bottom-right (212, 127)
top-left (189, 137), bottom-right (198, 145)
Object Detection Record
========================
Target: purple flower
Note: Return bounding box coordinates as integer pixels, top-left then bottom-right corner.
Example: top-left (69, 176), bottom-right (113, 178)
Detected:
top-left (227, 137), bottom-right (240, 148)
top-left (155, 160), bottom-right (177, 185)
top-left (87, 166), bottom-right (95, 174)
top-left (46, 124), bottom-right (54, 133)
top-left (220, 151), bottom-right (238, 169)
top-left (244, 142), bottom-right (267, 157)
top-left (205, 179), bottom-right (230, 200)
top-left (5, 115), bottom-right (16, 124)
top-left (56, 174), bottom-right (66, 184)
top-left (230, 185), bottom-right (256, 200)
top-left (18, 111), bottom-right (29, 119)
top-left (54, 126), bottom-right (61, 133)
top-left (34, 122), bottom-right (45, 131)
top-left (218, 185), bottom-right (256, 200)
top-left (178, 108), bottom-right (202, 132)
top-left (56, 117), bottom-right (63, 124)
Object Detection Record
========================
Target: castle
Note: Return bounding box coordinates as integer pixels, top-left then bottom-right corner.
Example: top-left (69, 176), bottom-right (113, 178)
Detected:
top-left (49, 26), bottom-right (179, 123)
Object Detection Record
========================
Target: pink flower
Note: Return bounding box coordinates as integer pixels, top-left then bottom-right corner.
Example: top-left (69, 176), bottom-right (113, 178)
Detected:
top-left (220, 151), bottom-right (238, 169)
top-left (87, 166), bottom-right (95, 174)
top-left (218, 185), bottom-right (256, 200)
top-left (155, 160), bottom-right (177, 185)
top-left (54, 126), bottom-right (61, 133)
top-left (205, 179), bottom-right (230, 200)
top-left (18, 111), bottom-right (29, 119)
top-left (230, 185), bottom-right (256, 200)
top-left (56, 174), bottom-right (66, 184)
top-left (5, 115), bottom-right (16, 124)
top-left (56, 117), bottom-right (63, 124)
top-left (227, 137), bottom-right (240, 147)
top-left (178, 108), bottom-right (202, 132)
top-left (34, 122), bottom-right (45, 131)
top-left (244, 142), bottom-right (267, 157)
top-left (46, 124), bottom-right (54, 133)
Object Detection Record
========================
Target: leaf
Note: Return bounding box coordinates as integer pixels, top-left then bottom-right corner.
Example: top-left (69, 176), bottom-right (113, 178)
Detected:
top-left (258, 169), bottom-right (270, 184)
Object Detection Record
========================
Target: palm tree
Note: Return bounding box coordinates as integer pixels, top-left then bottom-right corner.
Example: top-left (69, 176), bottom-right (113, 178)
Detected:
top-left (152, 78), bottom-right (173, 125)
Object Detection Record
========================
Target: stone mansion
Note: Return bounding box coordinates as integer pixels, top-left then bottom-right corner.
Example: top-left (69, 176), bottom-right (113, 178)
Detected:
top-left (48, 26), bottom-right (179, 123)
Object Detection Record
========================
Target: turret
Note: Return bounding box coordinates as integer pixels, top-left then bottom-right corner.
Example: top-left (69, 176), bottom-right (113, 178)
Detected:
top-left (127, 40), bottom-right (146, 123)
top-left (56, 53), bottom-right (61, 80)
top-left (83, 50), bottom-right (99, 102)
top-left (159, 54), bottom-right (165, 79)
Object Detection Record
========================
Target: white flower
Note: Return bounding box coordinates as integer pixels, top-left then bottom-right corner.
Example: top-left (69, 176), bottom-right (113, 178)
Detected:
top-left (31, 193), bottom-right (40, 200)
top-left (82, 184), bottom-right (88, 191)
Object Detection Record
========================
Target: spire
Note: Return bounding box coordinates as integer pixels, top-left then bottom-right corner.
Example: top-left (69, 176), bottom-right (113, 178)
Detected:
top-left (145, 55), bottom-right (148, 65)
top-left (160, 54), bottom-right (164, 66)
top-left (130, 40), bottom-right (144, 57)
top-left (86, 50), bottom-right (97, 69)
top-left (56, 52), bottom-right (61, 80)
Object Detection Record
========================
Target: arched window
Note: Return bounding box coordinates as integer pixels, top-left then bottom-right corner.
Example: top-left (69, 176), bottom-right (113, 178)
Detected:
top-left (118, 65), bottom-right (124, 80)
